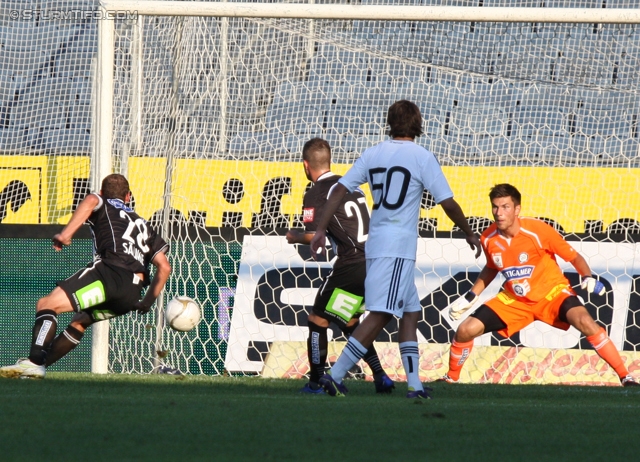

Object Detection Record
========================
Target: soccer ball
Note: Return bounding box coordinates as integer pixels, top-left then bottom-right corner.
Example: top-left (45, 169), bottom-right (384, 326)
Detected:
top-left (165, 296), bottom-right (201, 332)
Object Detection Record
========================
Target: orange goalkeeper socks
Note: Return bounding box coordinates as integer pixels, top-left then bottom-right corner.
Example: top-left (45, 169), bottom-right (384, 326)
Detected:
top-left (447, 339), bottom-right (474, 382)
top-left (587, 327), bottom-right (629, 379)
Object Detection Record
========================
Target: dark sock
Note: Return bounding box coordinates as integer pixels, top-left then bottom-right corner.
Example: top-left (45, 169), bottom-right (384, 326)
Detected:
top-left (362, 345), bottom-right (384, 377)
top-left (307, 321), bottom-right (328, 384)
top-left (45, 325), bottom-right (85, 367)
top-left (28, 310), bottom-right (58, 366)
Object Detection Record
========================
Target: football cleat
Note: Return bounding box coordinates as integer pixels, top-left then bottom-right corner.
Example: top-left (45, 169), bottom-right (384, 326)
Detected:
top-left (319, 373), bottom-right (348, 397)
top-left (374, 374), bottom-right (395, 394)
top-left (406, 386), bottom-right (433, 399)
top-left (156, 365), bottom-right (183, 375)
top-left (299, 382), bottom-right (325, 394)
top-left (0, 358), bottom-right (46, 379)
top-left (621, 375), bottom-right (640, 387)
top-left (435, 374), bottom-right (458, 384)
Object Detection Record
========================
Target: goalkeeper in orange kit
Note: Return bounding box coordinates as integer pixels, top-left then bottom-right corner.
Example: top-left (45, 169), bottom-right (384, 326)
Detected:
top-left (441, 183), bottom-right (639, 387)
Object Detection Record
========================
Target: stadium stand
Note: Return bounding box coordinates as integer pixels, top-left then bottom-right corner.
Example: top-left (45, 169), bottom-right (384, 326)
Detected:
top-left (0, 0), bottom-right (639, 166)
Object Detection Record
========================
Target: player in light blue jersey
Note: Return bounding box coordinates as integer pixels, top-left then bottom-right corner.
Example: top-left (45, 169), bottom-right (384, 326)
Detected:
top-left (310, 100), bottom-right (481, 398)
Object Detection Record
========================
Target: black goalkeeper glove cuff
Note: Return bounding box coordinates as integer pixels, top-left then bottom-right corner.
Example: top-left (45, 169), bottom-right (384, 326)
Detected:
top-left (464, 291), bottom-right (478, 302)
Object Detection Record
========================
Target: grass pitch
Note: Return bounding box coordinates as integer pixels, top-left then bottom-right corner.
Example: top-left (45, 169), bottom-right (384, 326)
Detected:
top-left (1, 373), bottom-right (638, 461)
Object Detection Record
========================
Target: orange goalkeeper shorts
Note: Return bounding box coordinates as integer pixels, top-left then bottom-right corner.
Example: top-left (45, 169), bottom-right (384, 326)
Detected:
top-left (484, 284), bottom-right (576, 338)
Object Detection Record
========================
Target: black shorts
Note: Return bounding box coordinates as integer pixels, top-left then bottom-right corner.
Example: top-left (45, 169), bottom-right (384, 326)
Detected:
top-left (58, 259), bottom-right (145, 322)
top-left (312, 261), bottom-right (366, 329)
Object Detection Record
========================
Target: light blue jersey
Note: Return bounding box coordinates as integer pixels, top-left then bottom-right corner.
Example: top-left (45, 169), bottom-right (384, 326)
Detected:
top-left (339, 139), bottom-right (453, 260)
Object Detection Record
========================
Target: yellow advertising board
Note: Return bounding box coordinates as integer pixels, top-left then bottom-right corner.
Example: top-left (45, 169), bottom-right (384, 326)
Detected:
top-left (126, 159), bottom-right (640, 233)
top-left (0, 156), bottom-right (48, 224)
top-left (1, 154), bottom-right (639, 233)
top-left (262, 341), bottom-right (640, 386)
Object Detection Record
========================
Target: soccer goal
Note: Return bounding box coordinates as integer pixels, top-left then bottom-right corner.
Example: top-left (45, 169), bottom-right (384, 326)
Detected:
top-left (92, 0), bottom-right (640, 385)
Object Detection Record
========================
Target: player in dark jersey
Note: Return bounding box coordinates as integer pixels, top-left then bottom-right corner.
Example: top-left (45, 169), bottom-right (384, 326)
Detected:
top-left (0, 174), bottom-right (171, 379)
top-left (286, 138), bottom-right (394, 394)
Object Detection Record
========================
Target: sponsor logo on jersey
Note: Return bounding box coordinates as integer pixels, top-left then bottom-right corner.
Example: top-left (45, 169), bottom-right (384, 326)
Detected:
top-left (518, 252), bottom-right (529, 263)
top-left (303, 207), bottom-right (314, 223)
top-left (502, 265), bottom-right (534, 281)
top-left (107, 198), bottom-right (133, 213)
top-left (492, 253), bottom-right (503, 268)
top-left (512, 280), bottom-right (531, 297)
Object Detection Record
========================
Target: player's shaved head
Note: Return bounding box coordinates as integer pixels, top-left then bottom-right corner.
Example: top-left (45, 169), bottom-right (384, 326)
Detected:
top-left (387, 100), bottom-right (424, 139)
top-left (302, 138), bottom-right (331, 170)
top-left (101, 174), bottom-right (130, 200)
top-left (489, 183), bottom-right (521, 206)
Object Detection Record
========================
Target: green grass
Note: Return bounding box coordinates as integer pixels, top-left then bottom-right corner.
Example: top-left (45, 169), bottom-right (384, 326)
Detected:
top-left (1, 374), bottom-right (639, 462)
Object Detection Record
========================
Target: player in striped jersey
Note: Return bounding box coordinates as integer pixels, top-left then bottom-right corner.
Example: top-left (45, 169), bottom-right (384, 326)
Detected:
top-left (287, 138), bottom-right (394, 394)
top-left (310, 101), bottom-right (481, 397)
top-left (0, 174), bottom-right (171, 379)
top-left (443, 183), bottom-right (639, 387)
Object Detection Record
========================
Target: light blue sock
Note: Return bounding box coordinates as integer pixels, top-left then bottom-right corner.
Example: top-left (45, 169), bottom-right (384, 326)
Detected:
top-left (400, 341), bottom-right (422, 391)
top-left (330, 337), bottom-right (368, 384)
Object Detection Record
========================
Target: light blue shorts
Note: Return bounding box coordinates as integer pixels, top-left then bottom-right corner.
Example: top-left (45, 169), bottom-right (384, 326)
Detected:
top-left (364, 257), bottom-right (421, 317)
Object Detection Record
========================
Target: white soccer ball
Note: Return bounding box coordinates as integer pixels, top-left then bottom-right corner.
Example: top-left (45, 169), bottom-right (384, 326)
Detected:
top-left (165, 296), bottom-right (201, 332)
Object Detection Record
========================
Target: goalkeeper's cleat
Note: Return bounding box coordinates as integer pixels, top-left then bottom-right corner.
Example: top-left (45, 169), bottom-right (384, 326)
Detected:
top-left (319, 373), bottom-right (348, 397)
top-left (374, 374), bottom-right (395, 394)
top-left (299, 382), bottom-right (325, 394)
top-left (621, 375), bottom-right (640, 387)
top-left (0, 358), bottom-right (46, 379)
top-left (406, 386), bottom-right (433, 399)
top-left (435, 374), bottom-right (458, 384)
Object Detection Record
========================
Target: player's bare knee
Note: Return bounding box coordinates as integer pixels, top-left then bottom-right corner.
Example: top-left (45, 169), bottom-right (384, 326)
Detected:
top-left (345, 317), bottom-right (359, 328)
top-left (455, 319), bottom-right (482, 343)
top-left (36, 296), bottom-right (59, 313)
top-left (562, 303), bottom-right (599, 336)
top-left (70, 312), bottom-right (93, 331)
top-left (308, 313), bottom-right (329, 328)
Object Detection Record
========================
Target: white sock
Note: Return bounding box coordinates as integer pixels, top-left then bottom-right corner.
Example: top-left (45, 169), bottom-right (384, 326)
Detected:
top-left (330, 337), bottom-right (367, 384)
top-left (400, 341), bottom-right (422, 391)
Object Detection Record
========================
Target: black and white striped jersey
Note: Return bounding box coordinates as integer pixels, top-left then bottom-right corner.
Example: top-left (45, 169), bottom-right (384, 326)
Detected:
top-left (303, 172), bottom-right (369, 265)
top-left (86, 194), bottom-right (169, 277)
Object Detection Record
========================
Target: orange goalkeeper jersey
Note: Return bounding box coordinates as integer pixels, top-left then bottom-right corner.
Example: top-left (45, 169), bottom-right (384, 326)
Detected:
top-left (481, 217), bottom-right (578, 303)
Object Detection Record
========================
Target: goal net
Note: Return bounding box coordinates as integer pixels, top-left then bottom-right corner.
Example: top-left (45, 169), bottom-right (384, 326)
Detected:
top-left (3, 0), bottom-right (640, 384)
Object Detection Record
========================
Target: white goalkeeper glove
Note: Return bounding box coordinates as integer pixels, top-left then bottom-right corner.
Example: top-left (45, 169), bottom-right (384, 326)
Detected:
top-left (580, 276), bottom-right (606, 296)
top-left (448, 291), bottom-right (479, 322)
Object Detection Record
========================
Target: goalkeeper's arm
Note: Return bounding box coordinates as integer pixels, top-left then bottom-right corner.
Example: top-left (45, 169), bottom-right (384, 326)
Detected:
top-left (447, 266), bottom-right (498, 321)
top-left (570, 254), bottom-right (606, 296)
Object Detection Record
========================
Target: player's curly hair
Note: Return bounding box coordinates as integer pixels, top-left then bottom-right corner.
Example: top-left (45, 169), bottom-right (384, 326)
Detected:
top-left (489, 183), bottom-right (521, 206)
top-left (387, 100), bottom-right (424, 139)
top-left (101, 174), bottom-right (130, 200)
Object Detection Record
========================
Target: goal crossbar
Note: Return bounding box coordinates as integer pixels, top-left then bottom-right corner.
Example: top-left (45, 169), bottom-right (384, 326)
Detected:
top-left (101, 1), bottom-right (640, 24)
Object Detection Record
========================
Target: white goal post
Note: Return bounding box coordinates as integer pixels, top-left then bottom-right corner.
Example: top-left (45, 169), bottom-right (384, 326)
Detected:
top-left (91, 0), bottom-right (640, 385)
